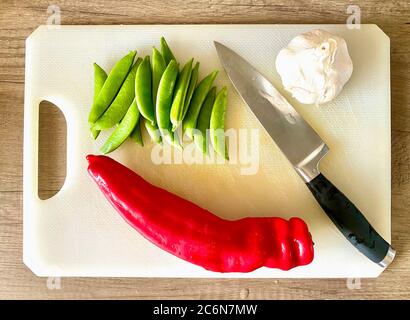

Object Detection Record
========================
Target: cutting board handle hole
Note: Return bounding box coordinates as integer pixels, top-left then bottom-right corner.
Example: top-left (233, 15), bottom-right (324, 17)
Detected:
top-left (37, 100), bottom-right (67, 200)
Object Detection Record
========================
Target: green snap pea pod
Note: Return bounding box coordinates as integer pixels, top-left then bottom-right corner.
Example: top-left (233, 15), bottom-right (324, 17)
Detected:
top-left (156, 60), bottom-right (181, 148)
top-left (88, 50), bottom-right (136, 124)
top-left (170, 58), bottom-right (194, 131)
top-left (210, 87), bottom-right (229, 160)
top-left (145, 48), bottom-right (166, 143)
top-left (160, 36), bottom-right (176, 66)
top-left (137, 47), bottom-right (166, 143)
top-left (130, 116), bottom-right (144, 147)
top-left (90, 63), bottom-right (108, 139)
top-left (183, 70), bottom-right (218, 140)
top-left (135, 56), bottom-right (155, 125)
top-left (152, 47), bottom-right (166, 106)
top-left (144, 119), bottom-right (162, 144)
top-left (100, 100), bottom-right (140, 154)
top-left (193, 86), bottom-right (216, 156)
top-left (182, 61), bottom-right (199, 121)
top-left (93, 58), bottom-right (142, 130)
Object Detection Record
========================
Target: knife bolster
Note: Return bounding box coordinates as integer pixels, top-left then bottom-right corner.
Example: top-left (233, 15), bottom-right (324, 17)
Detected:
top-left (294, 142), bottom-right (329, 182)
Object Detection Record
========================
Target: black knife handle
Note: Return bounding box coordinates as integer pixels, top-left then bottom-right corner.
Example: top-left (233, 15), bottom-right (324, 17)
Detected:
top-left (307, 173), bottom-right (395, 266)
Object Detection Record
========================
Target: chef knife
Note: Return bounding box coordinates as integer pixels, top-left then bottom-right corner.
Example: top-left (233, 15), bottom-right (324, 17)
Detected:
top-left (214, 41), bottom-right (395, 267)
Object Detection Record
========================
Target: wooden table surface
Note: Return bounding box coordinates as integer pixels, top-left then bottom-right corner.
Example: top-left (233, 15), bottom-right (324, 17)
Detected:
top-left (1, 0), bottom-right (409, 300)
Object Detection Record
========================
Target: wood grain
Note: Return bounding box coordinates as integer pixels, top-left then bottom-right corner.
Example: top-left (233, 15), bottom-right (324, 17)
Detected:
top-left (1, 0), bottom-right (410, 299)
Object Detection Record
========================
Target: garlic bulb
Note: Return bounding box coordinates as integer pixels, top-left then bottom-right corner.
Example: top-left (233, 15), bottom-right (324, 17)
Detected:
top-left (275, 29), bottom-right (353, 105)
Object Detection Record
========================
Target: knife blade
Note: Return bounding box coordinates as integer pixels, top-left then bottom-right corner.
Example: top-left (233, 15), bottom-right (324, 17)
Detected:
top-left (214, 41), bottom-right (395, 268)
top-left (214, 41), bottom-right (329, 181)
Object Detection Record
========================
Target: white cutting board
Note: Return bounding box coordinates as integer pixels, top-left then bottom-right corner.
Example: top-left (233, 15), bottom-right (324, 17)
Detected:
top-left (24, 25), bottom-right (391, 278)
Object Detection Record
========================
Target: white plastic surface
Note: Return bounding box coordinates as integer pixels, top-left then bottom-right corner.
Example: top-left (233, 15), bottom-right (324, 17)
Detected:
top-left (24, 25), bottom-right (391, 278)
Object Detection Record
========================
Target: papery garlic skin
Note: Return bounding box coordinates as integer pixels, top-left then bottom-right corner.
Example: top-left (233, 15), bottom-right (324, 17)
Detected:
top-left (275, 29), bottom-right (353, 105)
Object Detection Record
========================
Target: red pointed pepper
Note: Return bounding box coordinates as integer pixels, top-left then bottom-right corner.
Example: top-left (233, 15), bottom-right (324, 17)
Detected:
top-left (87, 155), bottom-right (314, 272)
